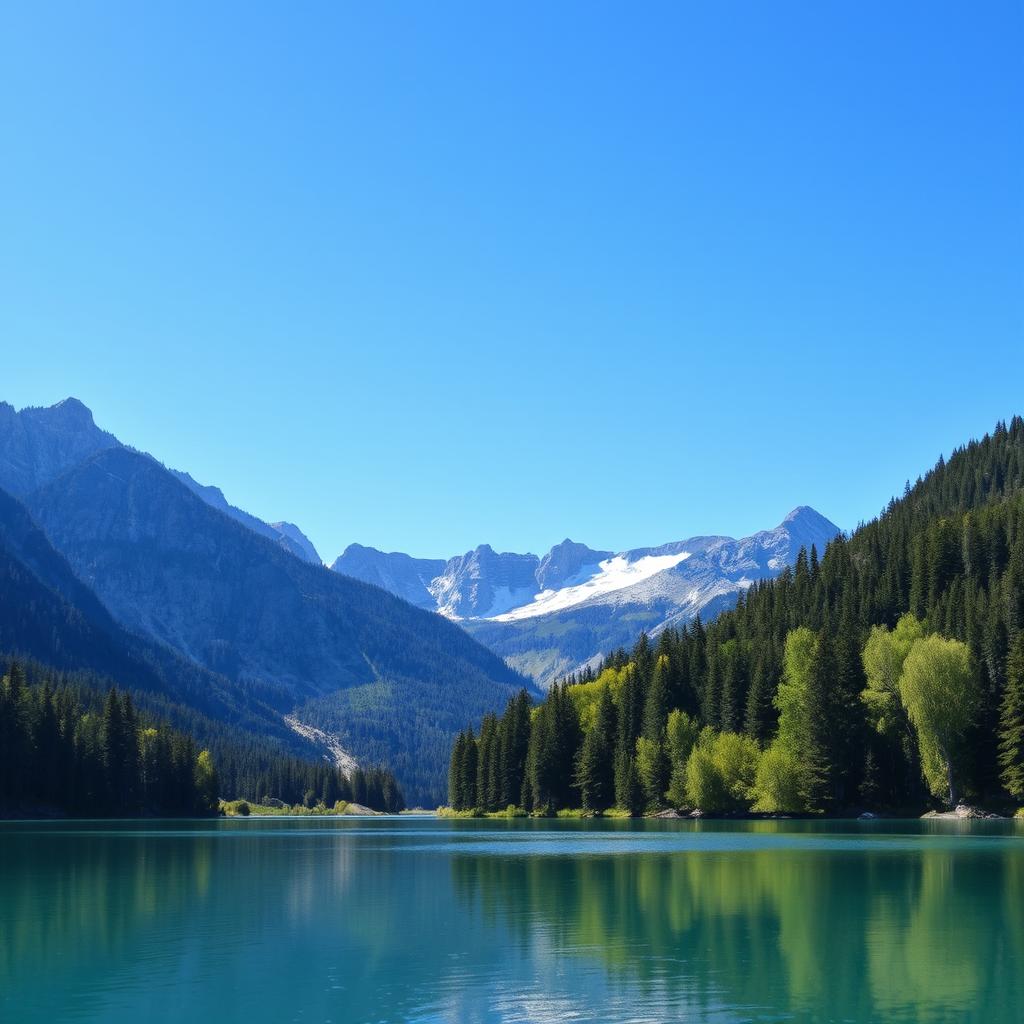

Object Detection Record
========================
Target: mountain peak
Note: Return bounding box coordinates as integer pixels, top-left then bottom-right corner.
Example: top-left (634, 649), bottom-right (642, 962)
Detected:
top-left (0, 397), bottom-right (120, 497)
top-left (536, 538), bottom-right (612, 592)
top-left (779, 506), bottom-right (841, 535)
top-left (51, 396), bottom-right (95, 424)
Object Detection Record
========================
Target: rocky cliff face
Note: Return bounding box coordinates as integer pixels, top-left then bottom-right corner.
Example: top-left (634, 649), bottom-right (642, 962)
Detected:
top-left (536, 539), bottom-right (613, 592)
top-left (331, 544), bottom-right (445, 610)
top-left (428, 545), bottom-right (542, 618)
top-left (0, 398), bottom-right (118, 496)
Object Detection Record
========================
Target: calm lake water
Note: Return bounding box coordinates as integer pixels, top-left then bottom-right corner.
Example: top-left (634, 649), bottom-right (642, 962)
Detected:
top-left (2, 816), bottom-right (1022, 1023)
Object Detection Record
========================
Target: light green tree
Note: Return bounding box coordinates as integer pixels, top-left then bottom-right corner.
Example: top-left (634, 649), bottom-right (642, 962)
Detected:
top-left (751, 741), bottom-right (806, 813)
top-left (194, 750), bottom-right (219, 812)
top-left (684, 728), bottom-right (759, 812)
top-left (775, 627), bottom-right (818, 750)
top-left (685, 730), bottom-right (727, 811)
top-left (665, 709), bottom-right (700, 806)
top-left (899, 635), bottom-right (978, 807)
top-left (861, 614), bottom-right (924, 736)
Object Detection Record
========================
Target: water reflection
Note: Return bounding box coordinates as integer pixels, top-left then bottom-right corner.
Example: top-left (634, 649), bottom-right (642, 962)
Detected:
top-left (449, 821), bottom-right (1024, 1022)
top-left (0, 819), bottom-right (1021, 1023)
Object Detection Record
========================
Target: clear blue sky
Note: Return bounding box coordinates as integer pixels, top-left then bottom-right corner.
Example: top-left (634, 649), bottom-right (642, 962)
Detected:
top-left (2, 3), bottom-right (1022, 561)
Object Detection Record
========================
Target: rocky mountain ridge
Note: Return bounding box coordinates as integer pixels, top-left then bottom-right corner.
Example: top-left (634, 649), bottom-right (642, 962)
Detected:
top-left (334, 507), bottom-right (842, 685)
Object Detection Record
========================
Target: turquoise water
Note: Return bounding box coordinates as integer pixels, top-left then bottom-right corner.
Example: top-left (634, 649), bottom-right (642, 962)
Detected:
top-left (2, 817), bottom-right (1022, 1023)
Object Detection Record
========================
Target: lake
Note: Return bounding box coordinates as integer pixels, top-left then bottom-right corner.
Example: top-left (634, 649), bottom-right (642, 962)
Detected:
top-left (1, 816), bottom-right (1022, 1023)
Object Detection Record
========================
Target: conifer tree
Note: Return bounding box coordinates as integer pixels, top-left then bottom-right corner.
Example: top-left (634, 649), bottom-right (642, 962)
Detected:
top-left (476, 713), bottom-right (499, 810)
top-left (642, 658), bottom-right (670, 741)
top-left (500, 690), bottom-right (531, 807)
top-left (743, 656), bottom-right (775, 742)
top-left (459, 729), bottom-right (478, 810)
top-left (998, 634), bottom-right (1024, 801)
top-left (575, 727), bottom-right (611, 812)
top-left (613, 738), bottom-right (643, 814)
top-left (595, 683), bottom-right (617, 752)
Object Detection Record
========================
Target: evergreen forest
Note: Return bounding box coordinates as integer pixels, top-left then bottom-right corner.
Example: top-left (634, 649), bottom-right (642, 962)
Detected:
top-left (449, 418), bottom-right (1024, 816)
top-left (0, 659), bottom-right (405, 816)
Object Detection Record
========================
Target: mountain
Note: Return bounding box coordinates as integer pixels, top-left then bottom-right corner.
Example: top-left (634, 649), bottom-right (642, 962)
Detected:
top-left (330, 544), bottom-right (445, 610)
top-left (0, 398), bottom-right (118, 497)
top-left (271, 521), bottom-right (321, 565)
top-left (333, 508), bottom-right (841, 686)
top-left (0, 399), bottom-right (531, 804)
top-left (170, 469), bottom-right (321, 564)
top-left (536, 539), bottom-right (615, 592)
top-left (0, 397), bottom-right (322, 566)
top-left (429, 545), bottom-right (543, 618)
top-left (0, 482), bottom-right (298, 745)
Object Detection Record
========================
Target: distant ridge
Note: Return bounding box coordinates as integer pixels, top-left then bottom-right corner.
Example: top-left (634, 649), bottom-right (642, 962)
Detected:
top-left (333, 506), bottom-right (842, 685)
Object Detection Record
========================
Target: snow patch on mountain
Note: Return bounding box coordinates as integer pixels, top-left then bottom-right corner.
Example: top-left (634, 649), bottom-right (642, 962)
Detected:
top-left (493, 551), bottom-right (693, 622)
top-left (479, 584), bottom-right (541, 619)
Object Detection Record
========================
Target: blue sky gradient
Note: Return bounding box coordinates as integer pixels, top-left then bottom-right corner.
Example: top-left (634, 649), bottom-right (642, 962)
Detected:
top-left (2, 3), bottom-right (1022, 560)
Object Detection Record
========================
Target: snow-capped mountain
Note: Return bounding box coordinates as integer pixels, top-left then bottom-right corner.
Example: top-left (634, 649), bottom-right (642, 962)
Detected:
top-left (429, 546), bottom-right (545, 619)
top-left (332, 507), bottom-right (841, 686)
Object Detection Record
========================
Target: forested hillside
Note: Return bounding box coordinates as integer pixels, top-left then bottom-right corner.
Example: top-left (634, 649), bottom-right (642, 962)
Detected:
top-left (0, 658), bottom-right (405, 816)
top-left (23, 444), bottom-right (527, 805)
top-left (449, 418), bottom-right (1024, 815)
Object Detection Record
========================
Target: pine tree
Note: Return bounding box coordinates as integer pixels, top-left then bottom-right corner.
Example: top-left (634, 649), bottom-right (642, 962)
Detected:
top-left (998, 634), bottom-right (1024, 801)
top-left (613, 738), bottom-right (642, 814)
top-left (642, 658), bottom-right (670, 740)
top-left (103, 687), bottom-right (128, 813)
top-left (0, 663), bottom-right (27, 802)
top-left (500, 690), bottom-right (531, 807)
top-left (449, 731), bottom-right (466, 809)
top-left (460, 730), bottom-right (478, 811)
top-left (526, 700), bottom-right (556, 813)
top-left (595, 683), bottom-right (617, 752)
top-left (33, 683), bottom-right (61, 806)
top-left (743, 655), bottom-right (775, 742)
top-left (575, 728), bottom-right (611, 812)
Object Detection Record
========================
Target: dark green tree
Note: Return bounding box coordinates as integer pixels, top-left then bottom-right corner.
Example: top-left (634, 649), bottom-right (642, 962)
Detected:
top-left (998, 634), bottom-right (1024, 801)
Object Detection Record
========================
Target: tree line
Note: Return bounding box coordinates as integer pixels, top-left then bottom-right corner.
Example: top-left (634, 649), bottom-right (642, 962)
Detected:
top-left (449, 417), bottom-right (1024, 815)
top-left (0, 658), bottom-right (405, 816)
top-left (0, 662), bottom-right (218, 816)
